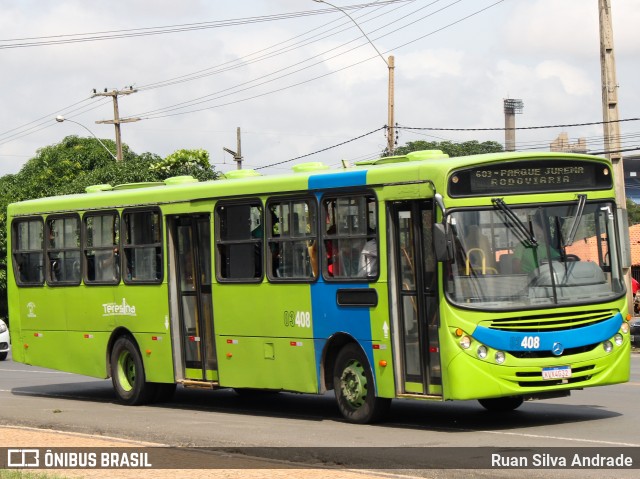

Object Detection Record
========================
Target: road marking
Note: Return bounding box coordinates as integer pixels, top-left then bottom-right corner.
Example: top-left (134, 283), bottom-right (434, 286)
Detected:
top-left (0, 368), bottom-right (72, 374)
top-left (0, 425), bottom-right (166, 446)
top-left (480, 429), bottom-right (640, 447)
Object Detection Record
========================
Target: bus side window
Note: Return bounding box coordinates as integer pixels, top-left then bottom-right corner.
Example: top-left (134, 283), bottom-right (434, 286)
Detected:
top-left (266, 198), bottom-right (317, 281)
top-left (216, 201), bottom-right (263, 282)
top-left (12, 218), bottom-right (45, 286)
top-left (322, 194), bottom-right (377, 280)
top-left (46, 215), bottom-right (81, 285)
top-left (84, 212), bottom-right (120, 284)
top-left (122, 209), bottom-right (163, 284)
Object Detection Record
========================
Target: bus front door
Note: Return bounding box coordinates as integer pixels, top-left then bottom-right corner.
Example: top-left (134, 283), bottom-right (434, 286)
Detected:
top-left (171, 215), bottom-right (217, 382)
top-left (391, 201), bottom-right (442, 396)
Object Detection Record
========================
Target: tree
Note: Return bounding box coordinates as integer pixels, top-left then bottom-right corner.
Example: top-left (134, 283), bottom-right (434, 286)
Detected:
top-left (390, 140), bottom-right (504, 158)
top-left (149, 148), bottom-right (217, 181)
top-left (627, 199), bottom-right (640, 226)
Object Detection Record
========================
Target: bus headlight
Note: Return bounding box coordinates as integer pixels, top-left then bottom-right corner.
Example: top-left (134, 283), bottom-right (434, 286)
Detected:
top-left (477, 345), bottom-right (488, 359)
top-left (614, 334), bottom-right (623, 346)
top-left (495, 351), bottom-right (505, 364)
top-left (459, 336), bottom-right (471, 349)
top-left (620, 322), bottom-right (630, 334)
top-left (603, 340), bottom-right (613, 353)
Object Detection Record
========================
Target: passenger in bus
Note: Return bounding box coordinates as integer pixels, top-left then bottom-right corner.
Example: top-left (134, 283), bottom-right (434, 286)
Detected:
top-left (357, 239), bottom-right (377, 277)
top-left (98, 247), bottom-right (119, 281)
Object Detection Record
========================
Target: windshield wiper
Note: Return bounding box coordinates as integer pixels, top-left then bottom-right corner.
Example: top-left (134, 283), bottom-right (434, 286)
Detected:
top-left (563, 194), bottom-right (587, 247)
top-left (491, 198), bottom-right (537, 247)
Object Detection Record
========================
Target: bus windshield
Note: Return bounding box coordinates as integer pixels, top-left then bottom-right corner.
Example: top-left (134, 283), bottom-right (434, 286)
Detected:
top-left (445, 200), bottom-right (624, 310)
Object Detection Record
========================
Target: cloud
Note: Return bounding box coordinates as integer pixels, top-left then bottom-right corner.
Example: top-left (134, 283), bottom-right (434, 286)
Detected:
top-left (535, 61), bottom-right (595, 97)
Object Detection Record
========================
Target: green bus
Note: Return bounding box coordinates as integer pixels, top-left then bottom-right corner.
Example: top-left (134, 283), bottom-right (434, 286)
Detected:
top-left (7, 150), bottom-right (631, 423)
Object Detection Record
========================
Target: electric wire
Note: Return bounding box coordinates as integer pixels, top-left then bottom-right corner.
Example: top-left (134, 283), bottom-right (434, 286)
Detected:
top-left (255, 126), bottom-right (386, 170)
top-left (137, 0), bottom-right (422, 92)
top-left (128, 0), bottom-right (495, 120)
top-left (0, 98), bottom-right (111, 147)
top-left (0, 2), bottom-right (413, 49)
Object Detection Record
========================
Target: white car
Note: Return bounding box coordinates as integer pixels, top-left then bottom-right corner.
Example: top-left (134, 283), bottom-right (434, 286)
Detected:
top-left (0, 319), bottom-right (10, 361)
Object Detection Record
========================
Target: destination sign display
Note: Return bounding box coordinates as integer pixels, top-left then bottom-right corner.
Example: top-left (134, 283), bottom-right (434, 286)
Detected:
top-left (448, 159), bottom-right (612, 197)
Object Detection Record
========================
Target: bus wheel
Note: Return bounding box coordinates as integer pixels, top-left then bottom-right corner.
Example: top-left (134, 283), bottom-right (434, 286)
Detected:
top-left (110, 336), bottom-right (156, 405)
top-left (333, 344), bottom-right (390, 424)
top-left (478, 396), bottom-right (524, 412)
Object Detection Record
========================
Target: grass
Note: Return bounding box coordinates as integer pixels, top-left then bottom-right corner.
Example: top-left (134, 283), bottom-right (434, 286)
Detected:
top-left (0, 471), bottom-right (77, 479)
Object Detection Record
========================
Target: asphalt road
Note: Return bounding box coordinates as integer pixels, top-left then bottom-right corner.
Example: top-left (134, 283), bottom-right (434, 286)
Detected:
top-left (1, 350), bottom-right (639, 478)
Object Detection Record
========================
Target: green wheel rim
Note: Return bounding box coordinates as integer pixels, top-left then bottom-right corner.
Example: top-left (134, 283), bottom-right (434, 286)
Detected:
top-left (340, 359), bottom-right (368, 409)
top-left (116, 350), bottom-right (135, 392)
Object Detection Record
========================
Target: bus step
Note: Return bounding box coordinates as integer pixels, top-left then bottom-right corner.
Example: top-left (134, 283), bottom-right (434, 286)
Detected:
top-left (180, 379), bottom-right (219, 389)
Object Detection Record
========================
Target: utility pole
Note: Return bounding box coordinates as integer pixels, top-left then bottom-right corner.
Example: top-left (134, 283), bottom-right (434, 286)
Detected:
top-left (223, 127), bottom-right (243, 170)
top-left (312, 1), bottom-right (395, 156)
top-left (599, 0), bottom-right (624, 194)
top-left (387, 55), bottom-right (395, 156)
top-left (92, 87), bottom-right (140, 161)
top-left (598, 0), bottom-right (632, 308)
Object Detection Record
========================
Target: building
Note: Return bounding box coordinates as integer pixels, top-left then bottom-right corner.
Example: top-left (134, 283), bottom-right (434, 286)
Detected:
top-left (550, 132), bottom-right (587, 154)
top-left (623, 154), bottom-right (640, 204)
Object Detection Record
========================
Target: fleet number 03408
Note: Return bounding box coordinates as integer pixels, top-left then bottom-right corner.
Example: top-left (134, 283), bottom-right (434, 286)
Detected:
top-left (283, 311), bottom-right (311, 328)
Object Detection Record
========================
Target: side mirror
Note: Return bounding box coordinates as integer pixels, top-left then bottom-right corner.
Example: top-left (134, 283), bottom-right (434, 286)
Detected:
top-left (434, 223), bottom-right (453, 262)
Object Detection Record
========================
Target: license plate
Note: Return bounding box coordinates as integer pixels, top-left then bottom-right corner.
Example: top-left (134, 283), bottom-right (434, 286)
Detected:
top-left (542, 366), bottom-right (572, 380)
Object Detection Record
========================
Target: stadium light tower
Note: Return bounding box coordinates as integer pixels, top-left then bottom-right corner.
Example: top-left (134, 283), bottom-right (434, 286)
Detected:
top-left (503, 99), bottom-right (524, 152)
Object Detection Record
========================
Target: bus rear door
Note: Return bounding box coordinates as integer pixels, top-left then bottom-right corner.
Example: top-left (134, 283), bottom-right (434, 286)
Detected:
top-left (169, 215), bottom-right (218, 382)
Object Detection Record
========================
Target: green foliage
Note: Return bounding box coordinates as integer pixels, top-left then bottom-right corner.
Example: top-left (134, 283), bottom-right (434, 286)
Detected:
top-left (391, 140), bottom-right (504, 158)
top-left (0, 137), bottom-right (219, 313)
top-left (149, 148), bottom-right (217, 181)
top-left (627, 199), bottom-right (640, 226)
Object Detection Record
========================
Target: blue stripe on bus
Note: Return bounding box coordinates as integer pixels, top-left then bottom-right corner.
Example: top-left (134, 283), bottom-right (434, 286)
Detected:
top-left (308, 170), bottom-right (367, 190)
top-left (471, 312), bottom-right (623, 352)
top-left (310, 281), bottom-right (373, 386)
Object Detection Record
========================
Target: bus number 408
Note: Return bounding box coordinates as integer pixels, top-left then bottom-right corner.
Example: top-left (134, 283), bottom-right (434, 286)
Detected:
top-left (520, 336), bottom-right (541, 349)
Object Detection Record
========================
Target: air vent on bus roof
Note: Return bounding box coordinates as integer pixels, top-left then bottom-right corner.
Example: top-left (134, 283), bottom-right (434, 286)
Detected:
top-left (112, 181), bottom-right (164, 190)
top-left (354, 149), bottom-right (448, 166)
top-left (85, 184), bottom-right (113, 193)
top-left (292, 162), bottom-right (329, 173)
top-left (222, 169), bottom-right (261, 180)
top-left (164, 175), bottom-right (198, 186)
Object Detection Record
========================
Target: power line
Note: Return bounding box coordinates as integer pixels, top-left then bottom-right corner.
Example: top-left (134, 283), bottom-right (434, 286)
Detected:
top-left (0, 1), bottom-right (412, 49)
top-left (127, 0), bottom-right (500, 120)
top-left (397, 117), bottom-right (640, 132)
top-left (130, 0), bottom-right (450, 117)
top-left (255, 126), bottom-right (386, 170)
top-left (137, 0), bottom-right (418, 92)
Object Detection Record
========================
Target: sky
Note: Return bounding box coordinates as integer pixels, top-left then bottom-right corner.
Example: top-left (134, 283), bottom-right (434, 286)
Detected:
top-left (0, 0), bottom-right (639, 177)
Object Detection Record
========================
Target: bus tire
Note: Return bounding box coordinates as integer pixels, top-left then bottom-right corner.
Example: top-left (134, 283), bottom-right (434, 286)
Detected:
top-left (478, 396), bottom-right (524, 412)
top-left (110, 336), bottom-right (157, 405)
top-left (333, 344), bottom-right (390, 424)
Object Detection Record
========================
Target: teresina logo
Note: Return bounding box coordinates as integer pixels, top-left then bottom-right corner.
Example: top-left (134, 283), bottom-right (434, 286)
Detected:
top-left (102, 298), bottom-right (137, 317)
